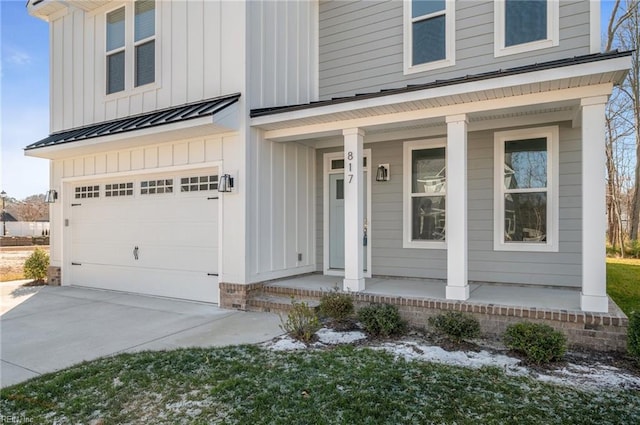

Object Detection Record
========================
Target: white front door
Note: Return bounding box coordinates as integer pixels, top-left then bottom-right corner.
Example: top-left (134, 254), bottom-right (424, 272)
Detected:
top-left (324, 151), bottom-right (371, 277)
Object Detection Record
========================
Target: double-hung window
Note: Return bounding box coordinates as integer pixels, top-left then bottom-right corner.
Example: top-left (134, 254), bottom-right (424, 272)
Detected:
top-left (106, 0), bottom-right (156, 95)
top-left (404, 0), bottom-right (455, 74)
top-left (494, 0), bottom-right (559, 57)
top-left (494, 127), bottom-right (558, 252)
top-left (403, 140), bottom-right (447, 248)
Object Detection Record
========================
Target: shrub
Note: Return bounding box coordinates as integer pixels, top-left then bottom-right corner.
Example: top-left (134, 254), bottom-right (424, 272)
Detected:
top-left (428, 311), bottom-right (481, 343)
top-left (24, 248), bottom-right (49, 284)
top-left (357, 303), bottom-right (407, 337)
top-left (504, 322), bottom-right (567, 364)
top-left (319, 288), bottom-right (354, 322)
top-left (628, 311), bottom-right (640, 362)
top-left (279, 299), bottom-right (321, 343)
top-left (629, 240), bottom-right (640, 259)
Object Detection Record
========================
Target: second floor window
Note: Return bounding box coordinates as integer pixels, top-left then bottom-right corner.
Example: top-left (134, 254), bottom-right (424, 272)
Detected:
top-left (404, 0), bottom-right (455, 74)
top-left (106, 0), bottom-right (156, 95)
top-left (495, 0), bottom-right (559, 57)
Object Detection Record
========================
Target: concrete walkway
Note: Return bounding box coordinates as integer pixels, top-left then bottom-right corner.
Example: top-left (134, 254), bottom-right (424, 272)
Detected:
top-left (0, 284), bottom-right (283, 388)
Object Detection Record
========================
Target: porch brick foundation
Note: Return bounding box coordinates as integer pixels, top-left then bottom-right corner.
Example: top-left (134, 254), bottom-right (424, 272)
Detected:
top-left (47, 266), bottom-right (61, 286)
top-left (251, 285), bottom-right (629, 353)
top-left (219, 282), bottom-right (264, 310)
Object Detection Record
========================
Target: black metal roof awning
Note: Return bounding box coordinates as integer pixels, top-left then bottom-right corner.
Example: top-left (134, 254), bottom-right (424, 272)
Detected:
top-left (26, 93), bottom-right (240, 151)
top-left (250, 50), bottom-right (632, 118)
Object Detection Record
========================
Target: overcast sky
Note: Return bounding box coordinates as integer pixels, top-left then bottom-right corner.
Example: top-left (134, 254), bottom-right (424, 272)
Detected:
top-left (0, 0), bottom-right (619, 200)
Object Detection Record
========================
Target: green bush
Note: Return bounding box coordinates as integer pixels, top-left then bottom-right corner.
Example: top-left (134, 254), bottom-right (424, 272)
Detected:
top-left (504, 322), bottom-right (567, 364)
top-left (628, 311), bottom-right (640, 362)
top-left (357, 303), bottom-right (407, 337)
top-left (630, 240), bottom-right (640, 259)
top-left (279, 299), bottom-right (321, 343)
top-left (319, 288), bottom-right (354, 322)
top-left (428, 311), bottom-right (481, 343)
top-left (24, 248), bottom-right (49, 284)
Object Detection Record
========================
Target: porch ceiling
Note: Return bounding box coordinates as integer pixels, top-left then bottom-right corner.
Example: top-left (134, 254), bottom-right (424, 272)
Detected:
top-left (251, 52), bottom-right (630, 143)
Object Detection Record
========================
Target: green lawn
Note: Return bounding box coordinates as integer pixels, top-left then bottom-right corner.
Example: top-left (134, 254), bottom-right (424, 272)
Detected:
top-left (1, 345), bottom-right (638, 424)
top-left (607, 257), bottom-right (640, 315)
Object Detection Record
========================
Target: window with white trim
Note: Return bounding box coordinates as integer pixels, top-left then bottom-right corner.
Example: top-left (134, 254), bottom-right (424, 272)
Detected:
top-left (404, 0), bottom-right (455, 74)
top-left (494, 127), bottom-right (559, 252)
top-left (494, 0), bottom-right (559, 57)
top-left (106, 0), bottom-right (156, 95)
top-left (403, 139), bottom-right (446, 248)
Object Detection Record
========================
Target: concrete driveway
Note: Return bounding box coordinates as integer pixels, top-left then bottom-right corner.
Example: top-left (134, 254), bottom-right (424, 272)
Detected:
top-left (0, 284), bottom-right (283, 388)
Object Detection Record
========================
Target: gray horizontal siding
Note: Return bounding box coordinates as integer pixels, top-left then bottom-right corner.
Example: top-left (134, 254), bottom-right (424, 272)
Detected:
top-left (319, 0), bottom-right (591, 99)
top-left (315, 122), bottom-right (582, 287)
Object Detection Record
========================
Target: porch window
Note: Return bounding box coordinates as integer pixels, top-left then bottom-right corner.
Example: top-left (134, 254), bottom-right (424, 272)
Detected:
top-left (494, 127), bottom-right (558, 252)
top-left (105, 0), bottom-right (156, 95)
top-left (403, 139), bottom-right (446, 249)
top-left (494, 0), bottom-right (559, 57)
top-left (403, 0), bottom-right (455, 74)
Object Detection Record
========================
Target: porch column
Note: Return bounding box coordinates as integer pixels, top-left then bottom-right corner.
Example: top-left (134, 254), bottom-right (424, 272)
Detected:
top-left (445, 114), bottom-right (469, 300)
top-left (343, 128), bottom-right (366, 292)
top-left (580, 96), bottom-right (609, 313)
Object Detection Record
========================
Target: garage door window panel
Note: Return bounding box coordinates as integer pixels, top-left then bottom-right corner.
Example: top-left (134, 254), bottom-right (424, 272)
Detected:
top-left (75, 185), bottom-right (100, 199)
top-left (180, 175), bottom-right (219, 192)
top-left (105, 182), bottom-right (134, 197)
top-left (141, 179), bottom-right (173, 195)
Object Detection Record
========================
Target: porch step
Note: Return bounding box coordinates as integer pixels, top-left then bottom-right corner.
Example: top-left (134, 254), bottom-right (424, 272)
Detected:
top-left (246, 294), bottom-right (320, 314)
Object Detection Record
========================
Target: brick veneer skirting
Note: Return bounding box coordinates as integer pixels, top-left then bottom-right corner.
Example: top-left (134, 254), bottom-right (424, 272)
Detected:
top-left (253, 285), bottom-right (629, 353)
top-left (219, 282), bottom-right (264, 310)
top-left (47, 266), bottom-right (61, 286)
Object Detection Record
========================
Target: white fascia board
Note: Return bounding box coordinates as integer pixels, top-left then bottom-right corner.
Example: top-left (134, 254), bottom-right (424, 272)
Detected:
top-left (263, 83), bottom-right (613, 141)
top-left (252, 56), bottom-right (629, 128)
top-left (25, 116), bottom-right (237, 160)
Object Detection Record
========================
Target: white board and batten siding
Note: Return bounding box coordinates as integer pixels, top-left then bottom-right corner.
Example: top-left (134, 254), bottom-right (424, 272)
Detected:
top-left (318, 0), bottom-right (592, 99)
top-left (246, 130), bottom-right (316, 283)
top-left (48, 134), bottom-right (235, 303)
top-left (49, 0), bottom-right (245, 133)
top-left (315, 123), bottom-right (582, 287)
top-left (247, 0), bottom-right (319, 109)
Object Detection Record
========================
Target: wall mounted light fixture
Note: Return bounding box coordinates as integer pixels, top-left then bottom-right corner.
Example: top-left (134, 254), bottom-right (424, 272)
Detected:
top-left (218, 174), bottom-right (234, 193)
top-left (44, 189), bottom-right (58, 203)
top-left (375, 164), bottom-right (390, 182)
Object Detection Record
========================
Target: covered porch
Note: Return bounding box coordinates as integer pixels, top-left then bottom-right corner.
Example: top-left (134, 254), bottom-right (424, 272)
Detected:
top-left (250, 51), bottom-right (631, 314)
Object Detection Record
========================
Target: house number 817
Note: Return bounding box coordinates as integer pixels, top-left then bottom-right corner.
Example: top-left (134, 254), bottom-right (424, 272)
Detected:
top-left (346, 151), bottom-right (354, 183)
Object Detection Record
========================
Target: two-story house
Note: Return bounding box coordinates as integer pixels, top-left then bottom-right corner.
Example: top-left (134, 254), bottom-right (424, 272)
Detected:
top-left (26, 0), bottom-right (630, 337)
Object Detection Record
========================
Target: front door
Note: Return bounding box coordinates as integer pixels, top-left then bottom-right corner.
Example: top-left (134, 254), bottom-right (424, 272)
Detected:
top-left (324, 151), bottom-right (371, 276)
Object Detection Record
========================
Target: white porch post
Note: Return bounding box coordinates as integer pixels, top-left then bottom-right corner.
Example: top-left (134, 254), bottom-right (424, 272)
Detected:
top-left (445, 114), bottom-right (469, 300)
top-left (580, 96), bottom-right (609, 313)
top-left (343, 128), bottom-right (366, 292)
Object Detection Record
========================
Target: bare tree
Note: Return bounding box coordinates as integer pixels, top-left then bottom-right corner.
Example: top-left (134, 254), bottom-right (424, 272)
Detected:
top-left (605, 0), bottom-right (640, 247)
top-left (12, 194), bottom-right (49, 223)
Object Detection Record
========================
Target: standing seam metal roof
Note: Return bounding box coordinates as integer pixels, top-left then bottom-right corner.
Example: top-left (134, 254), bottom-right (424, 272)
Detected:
top-left (26, 93), bottom-right (241, 150)
top-left (250, 50), bottom-right (632, 118)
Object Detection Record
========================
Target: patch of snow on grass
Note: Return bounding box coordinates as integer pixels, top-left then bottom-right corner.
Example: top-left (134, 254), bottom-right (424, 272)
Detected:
top-left (264, 335), bottom-right (307, 351)
top-left (316, 328), bottom-right (367, 345)
top-left (535, 363), bottom-right (640, 390)
top-left (377, 341), bottom-right (526, 375)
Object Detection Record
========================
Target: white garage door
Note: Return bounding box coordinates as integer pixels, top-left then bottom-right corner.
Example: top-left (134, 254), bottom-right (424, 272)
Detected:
top-left (68, 169), bottom-right (219, 303)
